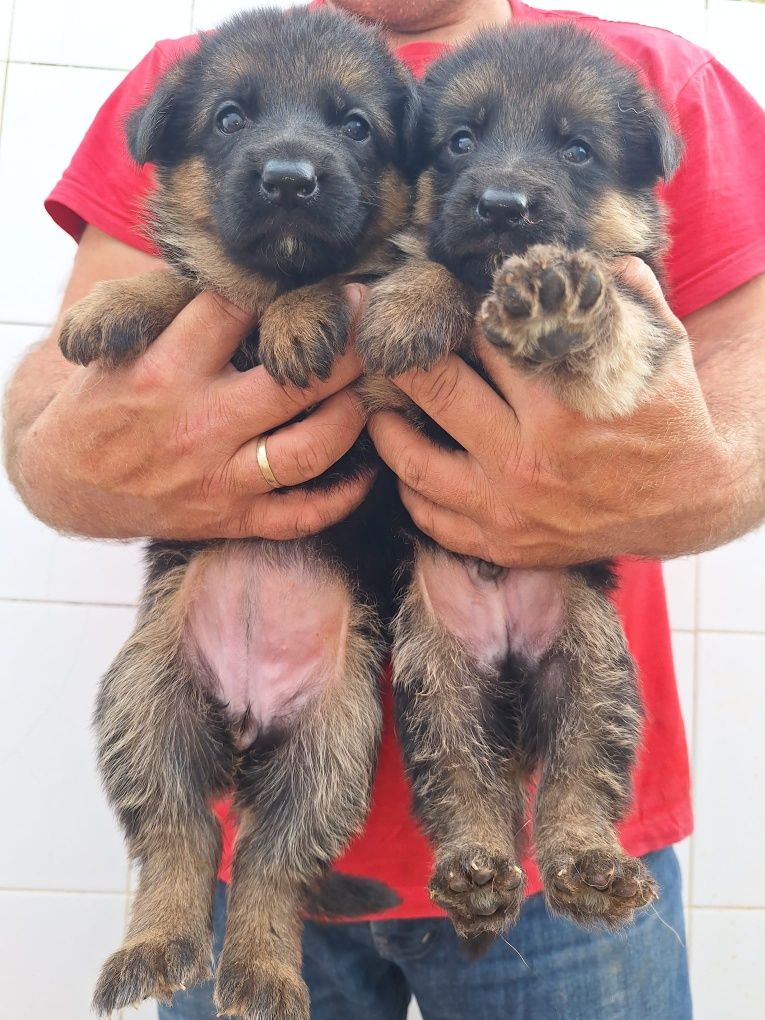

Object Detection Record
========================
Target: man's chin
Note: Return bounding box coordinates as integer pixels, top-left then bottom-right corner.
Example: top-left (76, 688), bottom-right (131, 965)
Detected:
top-left (330, 0), bottom-right (466, 32)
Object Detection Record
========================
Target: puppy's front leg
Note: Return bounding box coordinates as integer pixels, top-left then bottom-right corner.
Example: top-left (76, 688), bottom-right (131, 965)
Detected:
top-left (258, 279), bottom-right (351, 388)
top-left (59, 269), bottom-right (197, 367)
top-left (480, 244), bottom-right (678, 418)
top-left (357, 256), bottom-right (475, 376)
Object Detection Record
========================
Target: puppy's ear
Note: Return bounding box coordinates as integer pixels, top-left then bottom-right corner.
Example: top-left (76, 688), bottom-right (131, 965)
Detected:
top-left (647, 104), bottom-right (683, 182)
top-left (393, 68), bottom-right (423, 181)
top-left (126, 55), bottom-right (198, 166)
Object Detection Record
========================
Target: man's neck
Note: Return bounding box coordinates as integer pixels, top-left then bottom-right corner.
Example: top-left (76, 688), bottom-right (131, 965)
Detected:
top-left (328, 1), bottom-right (512, 49)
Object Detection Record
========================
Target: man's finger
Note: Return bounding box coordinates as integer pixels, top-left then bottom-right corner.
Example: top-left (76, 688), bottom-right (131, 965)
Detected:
top-left (390, 355), bottom-right (518, 458)
top-left (472, 332), bottom-right (565, 424)
top-left (216, 349), bottom-right (365, 440)
top-left (398, 483), bottom-right (490, 561)
top-left (367, 410), bottom-right (482, 511)
top-left (233, 389), bottom-right (366, 490)
top-left (148, 290), bottom-right (258, 377)
top-left (233, 470), bottom-right (376, 540)
top-left (612, 256), bottom-right (685, 333)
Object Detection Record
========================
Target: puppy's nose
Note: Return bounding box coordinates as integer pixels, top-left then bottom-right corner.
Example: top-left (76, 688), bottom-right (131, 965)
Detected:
top-left (261, 159), bottom-right (318, 206)
top-left (477, 189), bottom-right (529, 226)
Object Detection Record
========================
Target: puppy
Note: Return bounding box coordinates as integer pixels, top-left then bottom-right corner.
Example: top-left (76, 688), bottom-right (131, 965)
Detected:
top-left (358, 22), bottom-right (683, 942)
top-left (58, 9), bottom-right (416, 1018)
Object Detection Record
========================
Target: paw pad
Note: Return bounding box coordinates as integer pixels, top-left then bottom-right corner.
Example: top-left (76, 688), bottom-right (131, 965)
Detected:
top-left (430, 849), bottom-right (525, 937)
top-left (545, 849), bottom-right (657, 929)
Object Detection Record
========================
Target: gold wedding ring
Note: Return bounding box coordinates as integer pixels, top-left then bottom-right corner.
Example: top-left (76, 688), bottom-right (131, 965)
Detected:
top-left (256, 435), bottom-right (282, 490)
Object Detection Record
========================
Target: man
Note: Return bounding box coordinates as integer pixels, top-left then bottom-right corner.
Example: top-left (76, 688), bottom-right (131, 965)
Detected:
top-left (4, 1), bottom-right (764, 1017)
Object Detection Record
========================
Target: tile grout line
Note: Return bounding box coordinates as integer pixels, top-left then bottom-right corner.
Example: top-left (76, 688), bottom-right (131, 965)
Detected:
top-left (0, 319), bottom-right (52, 328)
top-left (686, 552), bottom-right (702, 961)
top-left (670, 627), bottom-right (765, 637)
top-left (0, 0), bottom-right (13, 137)
top-left (0, 886), bottom-right (126, 896)
top-left (0, 596), bottom-right (138, 609)
top-left (5, 57), bottom-right (132, 72)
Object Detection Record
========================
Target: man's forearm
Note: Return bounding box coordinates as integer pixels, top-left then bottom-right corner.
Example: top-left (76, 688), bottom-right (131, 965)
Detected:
top-left (3, 335), bottom-right (75, 504)
top-left (687, 274), bottom-right (765, 549)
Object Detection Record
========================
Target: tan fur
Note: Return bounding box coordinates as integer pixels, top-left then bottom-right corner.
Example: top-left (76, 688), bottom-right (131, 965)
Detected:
top-left (412, 169), bottom-right (437, 230)
top-left (59, 271), bottom-right (196, 367)
top-left (152, 158), bottom-right (282, 316)
top-left (357, 237), bottom-right (476, 379)
top-left (259, 279), bottom-right (352, 388)
top-left (589, 190), bottom-right (664, 256)
top-left (371, 167), bottom-right (413, 244)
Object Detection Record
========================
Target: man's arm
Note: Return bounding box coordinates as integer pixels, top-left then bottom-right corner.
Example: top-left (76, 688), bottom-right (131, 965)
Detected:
top-left (4, 225), bottom-right (374, 541)
top-left (367, 260), bottom-right (765, 568)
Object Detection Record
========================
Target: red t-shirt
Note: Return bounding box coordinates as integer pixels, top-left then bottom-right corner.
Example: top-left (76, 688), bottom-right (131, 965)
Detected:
top-left (47, 1), bottom-right (765, 920)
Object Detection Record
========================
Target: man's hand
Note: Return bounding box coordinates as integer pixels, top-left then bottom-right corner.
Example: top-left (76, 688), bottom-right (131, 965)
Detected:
top-left (5, 230), bottom-right (373, 541)
top-left (368, 259), bottom-right (762, 567)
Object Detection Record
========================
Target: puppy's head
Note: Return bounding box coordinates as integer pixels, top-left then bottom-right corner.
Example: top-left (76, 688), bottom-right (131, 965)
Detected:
top-left (128, 8), bottom-right (418, 284)
top-left (416, 23), bottom-right (683, 290)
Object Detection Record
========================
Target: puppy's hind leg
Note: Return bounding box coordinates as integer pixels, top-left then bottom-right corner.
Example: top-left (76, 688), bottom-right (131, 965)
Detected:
top-left (532, 571), bottom-right (657, 928)
top-left (92, 554), bottom-right (234, 1014)
top-left (210, 542), bottom-right (384, 1020)
top-left (393, 545), bottom-right (528, 943)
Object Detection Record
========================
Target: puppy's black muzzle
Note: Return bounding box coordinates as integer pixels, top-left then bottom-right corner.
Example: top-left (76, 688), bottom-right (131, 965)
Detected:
top-left (477, 189), bottom-right (532, 227)
top-left (261, 159), bottom-right (319, 207)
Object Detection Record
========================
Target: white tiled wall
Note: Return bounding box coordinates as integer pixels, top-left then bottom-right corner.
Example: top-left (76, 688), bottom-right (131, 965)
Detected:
top-left (0, 2), bottom-right (763, 1018)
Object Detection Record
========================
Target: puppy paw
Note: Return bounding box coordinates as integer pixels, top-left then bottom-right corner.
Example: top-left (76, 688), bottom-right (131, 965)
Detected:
top-left (59, 277), bottom-right (184, 368)
top-left (357, 266), bottom-right (473, 376)
top-left (543, 848), bottom-right (657, 929)
top-left (214, 956), bottom-right (309, 1020)
top-left (430, 848), bottom-right (525, 938)
top-left (479, 245), bottom-right (606, 365)
top-left (92, 934), bottom-right (211, 1014)
top-left (258, 286), bottom-right (351, 388)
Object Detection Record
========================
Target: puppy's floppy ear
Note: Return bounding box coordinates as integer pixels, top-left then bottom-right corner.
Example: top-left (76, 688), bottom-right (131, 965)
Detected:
top-left (647, 104), bottom-right (683, 182)
top-left (621, 90), bottom-right (683, 188)
top-left (126, 54), bottom-right (199, 166)
top-left (392, 68), bottom-right (424, 181)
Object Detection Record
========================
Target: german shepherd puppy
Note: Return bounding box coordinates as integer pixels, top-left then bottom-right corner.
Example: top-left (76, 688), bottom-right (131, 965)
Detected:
top-left (358, 22), bottom-right (683, 942)
top-left (58, 9), bottom-right (416, 1018)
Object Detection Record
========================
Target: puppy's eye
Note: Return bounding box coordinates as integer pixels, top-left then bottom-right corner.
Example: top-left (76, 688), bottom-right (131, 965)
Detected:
top-left (342, 113), bottom-right (371, 142)
top-left (562, 140), bottom-right (592, 165)
top-left (449, 130), bottom-right (477, 155)
top-left (215, 103), bottom-right (246, 134)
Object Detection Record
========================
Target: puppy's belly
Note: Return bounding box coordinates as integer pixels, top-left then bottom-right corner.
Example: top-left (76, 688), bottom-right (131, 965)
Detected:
top-left (416, 549), bottom-right (566, 668)
top-left (182, 543), bottom-right (349, 747)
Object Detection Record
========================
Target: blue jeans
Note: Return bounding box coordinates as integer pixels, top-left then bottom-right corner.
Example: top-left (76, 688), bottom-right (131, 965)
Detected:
top-left (158, 846), bottom-right (691, 1019)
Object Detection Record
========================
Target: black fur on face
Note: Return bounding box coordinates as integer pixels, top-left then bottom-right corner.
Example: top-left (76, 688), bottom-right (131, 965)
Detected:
top-left (127, 8), bottom-right (419, 284)
top-left (417, 23), bottom-right (682, 291)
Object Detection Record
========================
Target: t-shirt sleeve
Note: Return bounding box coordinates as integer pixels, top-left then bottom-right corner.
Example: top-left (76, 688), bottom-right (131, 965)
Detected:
top-left (45, 38), bottom-right (195, 255)
top-left (662, 58), bottom-right (765, 319)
